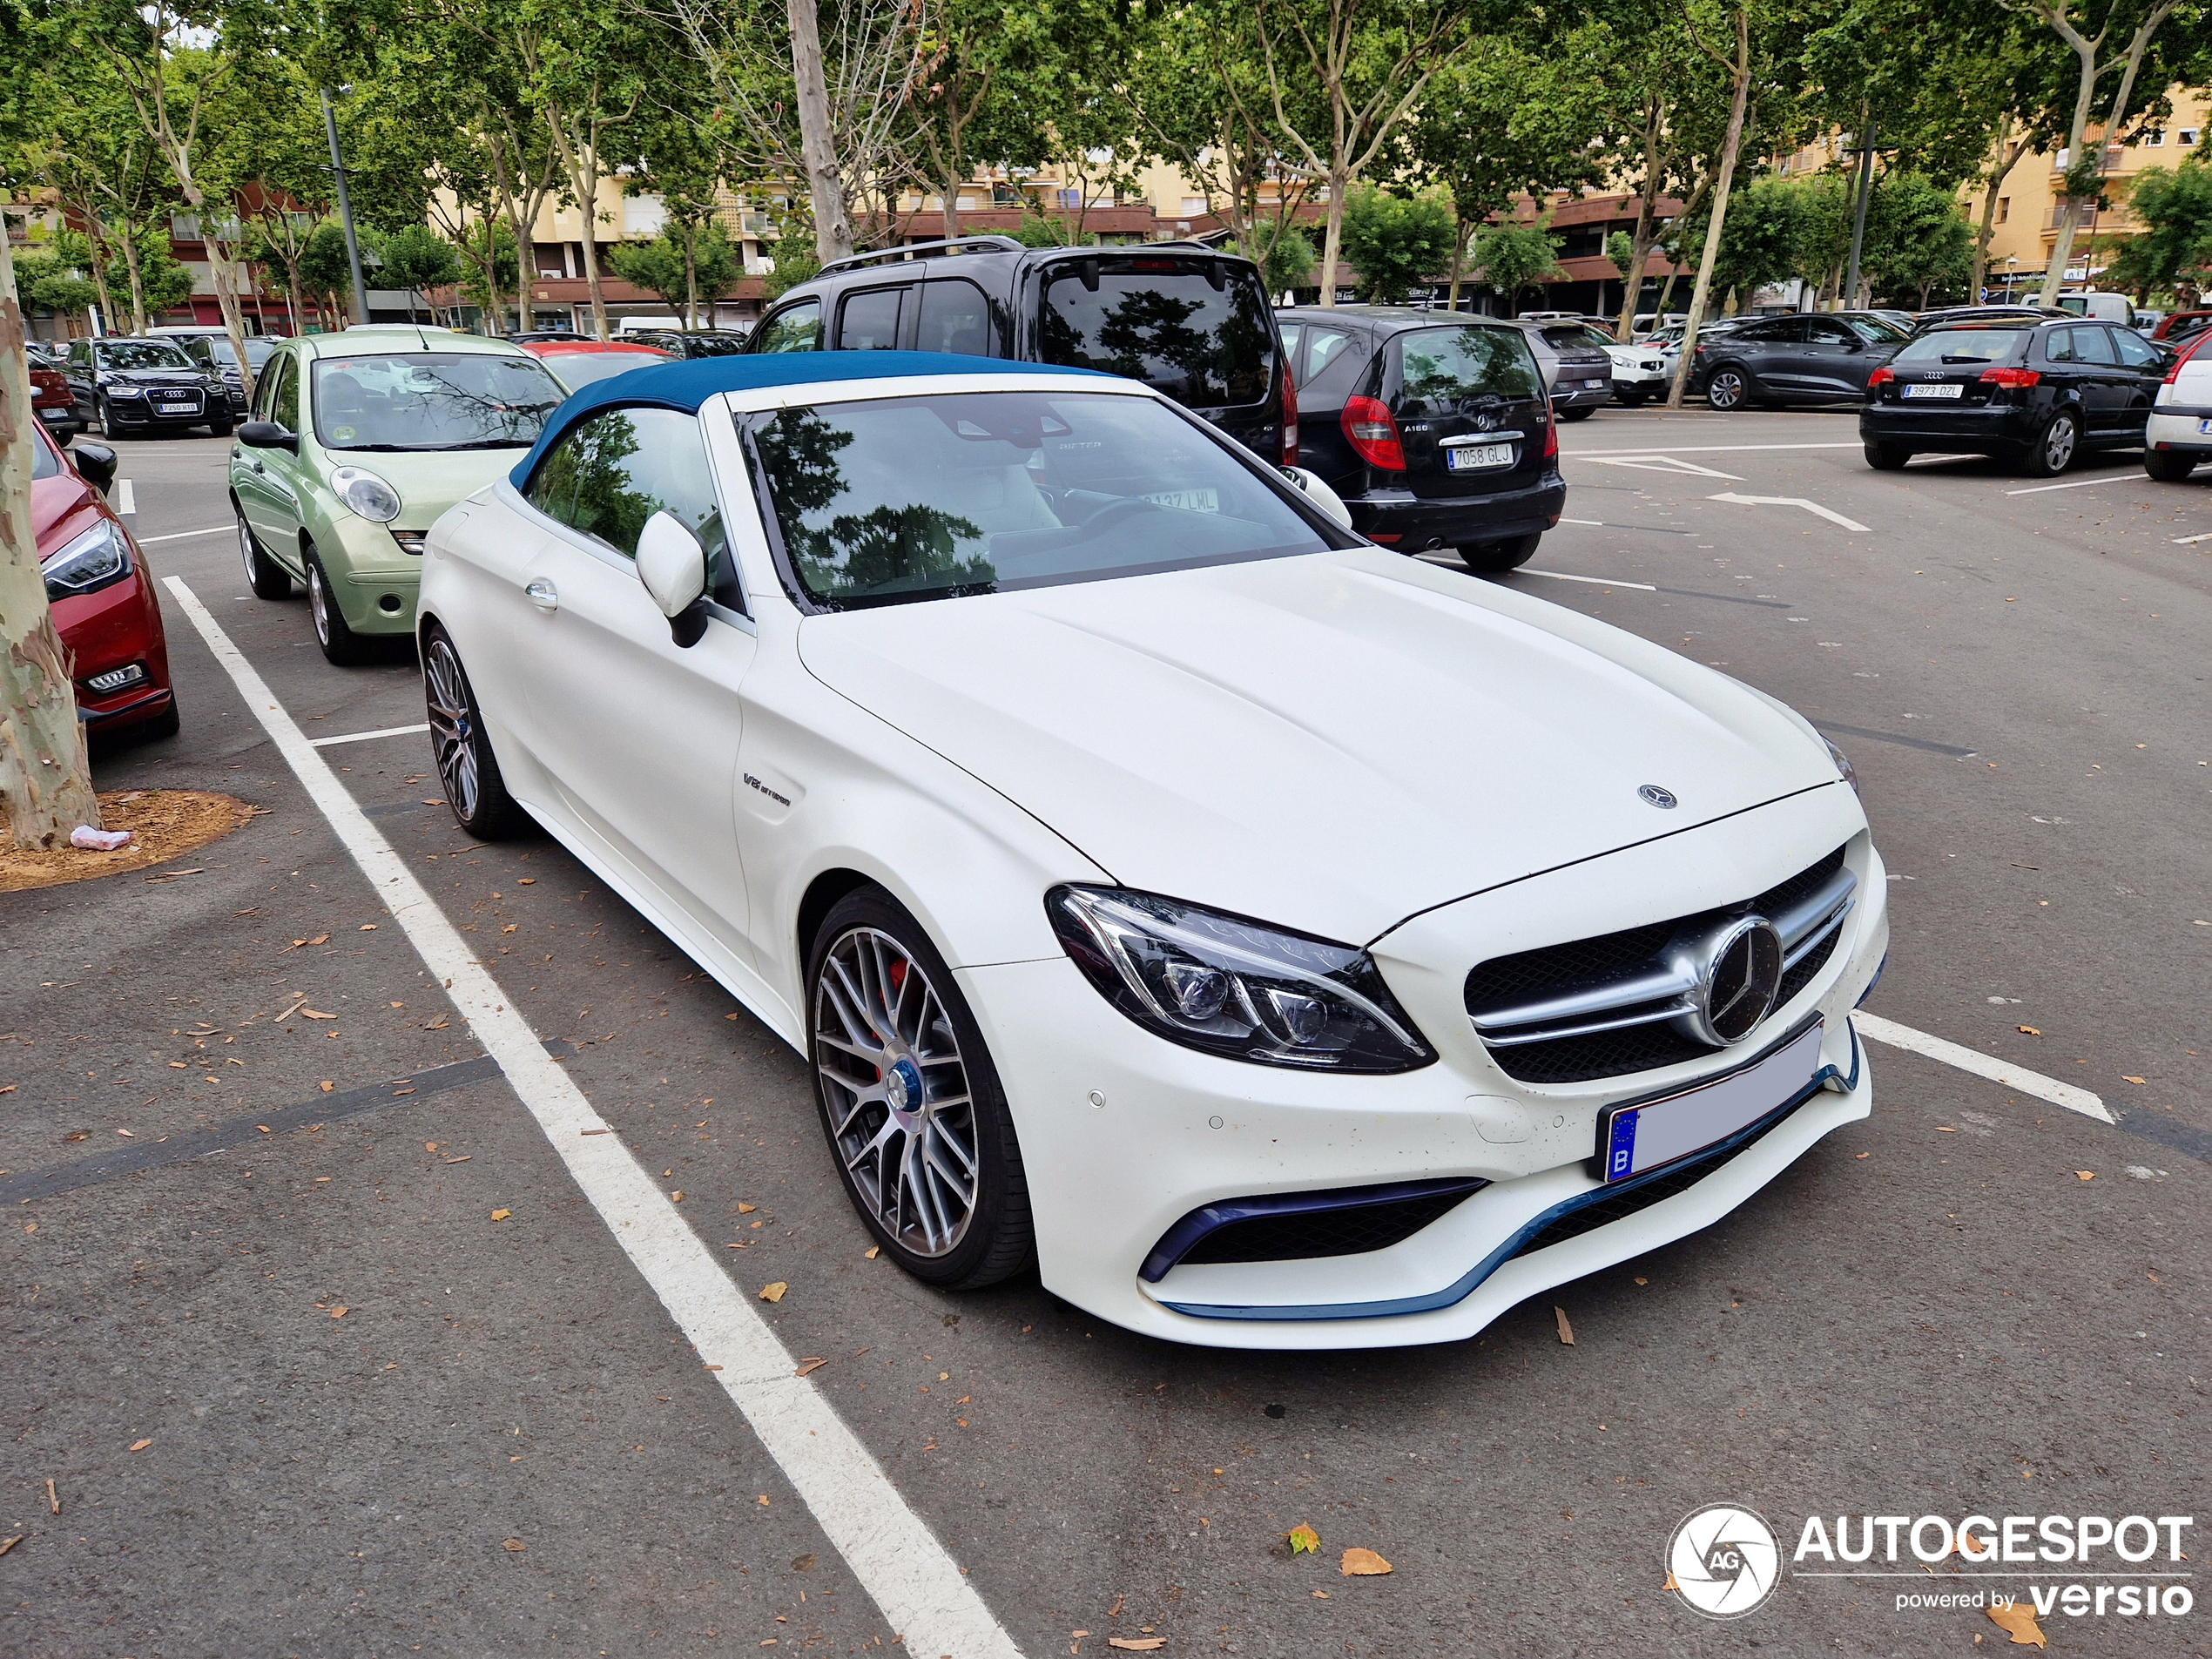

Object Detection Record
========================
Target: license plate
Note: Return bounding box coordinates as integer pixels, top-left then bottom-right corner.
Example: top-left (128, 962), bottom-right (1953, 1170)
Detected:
top-left (1447, 442), bottom-right (1516, 471)
top-left (1140, 488), bottom-right (1218, 513)
top-left (1581, 378), bottom-right (1608, 388)
top-left (1905, 383), bottom-right (1963, 400)
top-left (2197, 418), bottom-right (2212, 435)
top-left (38, 407), bottom-right (67, 421)
top-left (1597, 1022), bottom-right (1825, 1182)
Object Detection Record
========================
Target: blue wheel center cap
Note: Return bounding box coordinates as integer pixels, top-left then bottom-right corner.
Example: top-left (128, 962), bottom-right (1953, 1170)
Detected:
top-left (885, 1056), bottom-right (924, 1117)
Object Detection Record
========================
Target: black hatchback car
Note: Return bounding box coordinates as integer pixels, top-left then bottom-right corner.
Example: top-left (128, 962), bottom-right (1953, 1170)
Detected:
top-left (1860, 318), bottom-right (2169, 476)
top-left (63, 336), bottom-right (231, 438)
top-left (1278, 307), bottom-right (1563, 571)
top-left (1694, 311), bottom-right (1907, 409)
top-left (749, 235), bottom-right (1291, 465)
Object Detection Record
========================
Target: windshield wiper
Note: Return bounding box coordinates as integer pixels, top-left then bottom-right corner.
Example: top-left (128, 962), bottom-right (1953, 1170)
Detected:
top-left (437, 438), bottom-right (536, 450)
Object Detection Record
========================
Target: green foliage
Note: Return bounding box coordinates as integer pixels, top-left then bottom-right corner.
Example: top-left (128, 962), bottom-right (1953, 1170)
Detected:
top-left (13, 251), bottom-right (101, 320)
top-left (1468, 219), bottom-right (1564, 310)
top-left (378, 223), bottom-right (463, 307)
top-left (300, 220), bottom-right (361, 309)
top-left (2106, 158), bottom-right (2212, 300)
top-left (762, 241), bottom-right (819, 302)
top-left (1863, 172), bottom-right (1973, 305)
top-left (1338, 187), bottom-right (1457, 302)
top-left (454, 219), bottom-right (523, 316)
top-left (1605, 231), bottom-right (1635, 282)
top-left (1009, 214), bottom-right (1099, 248)
top-left (610, 223), bottom-right (745, 311)
top-left (1227, 221), bottom-right (1318, 296)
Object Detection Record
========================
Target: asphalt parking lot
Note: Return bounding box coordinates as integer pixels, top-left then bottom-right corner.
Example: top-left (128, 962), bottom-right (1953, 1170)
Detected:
top-left (4, 407), bottom-right (2206, 1658)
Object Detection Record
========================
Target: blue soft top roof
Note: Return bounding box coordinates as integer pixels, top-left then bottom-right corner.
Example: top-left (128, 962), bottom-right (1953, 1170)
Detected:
top-left (508, 350), bottom-right (1109, 489)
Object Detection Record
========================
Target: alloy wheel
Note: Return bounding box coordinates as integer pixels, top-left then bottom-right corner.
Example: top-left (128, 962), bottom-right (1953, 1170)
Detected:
top-left (423, 637), bottom-right (481, 822)
top-left (2044, 415), bottom-right (2076, 472)
top-left (308, 562), bottom-right (333, 646)
top-left (813, 927), bottom-right (980, 1258)
top-left (238, 519), bottom-right (258, 587)
top-left (1709, 370), bottom-right (1745, 410)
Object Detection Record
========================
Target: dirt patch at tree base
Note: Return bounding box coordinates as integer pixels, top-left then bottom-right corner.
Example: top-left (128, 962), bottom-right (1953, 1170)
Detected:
top-left (0, 791), bottom-right (256, 894)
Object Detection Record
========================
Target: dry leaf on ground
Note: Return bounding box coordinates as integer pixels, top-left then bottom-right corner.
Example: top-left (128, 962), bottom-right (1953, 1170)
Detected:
top-left (2018, 1025), bottom-right (2040, 1035)
top-left (1986, 1602), bottom-right (2047, 1647)
top-left (1107, 1642), bottom-right (1165, 1652)
top-left (1554, 1306), bottom-right (1575, 1345)
top-left (328, 1306), bottom-right (347, 1318)
top-left (1662, 1571), bottom-right (1678, 1592)
top-left (1287, 1523), bottom-right (1319, 1554)
top-left (865, 1245), bottom-right (880, 1260)
top-left (490, 1208), bottom-right (511, 1220)
top-left (128, 1439), bottom-right (152, 1452)
top-left (2122, 1076), bottom-right (2147, 1085)
top-left (759, 1282), bottom-right (788, 1303)
top-left (738, 1202), bottom-right (758, 1213)
top-left (2075, 1172), bottom-right (2094, 1182)
top-left (794, 1358), bottom-right (828, 1377)
top-left (502, 1538), bottom-right (526, 1553)
top-left (1340, 1548), bottom-right (1392, 1576)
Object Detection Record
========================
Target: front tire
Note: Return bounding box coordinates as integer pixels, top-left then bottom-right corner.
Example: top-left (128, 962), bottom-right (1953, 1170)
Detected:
top-left (422, 625), bottom-right (529, 840)
top-left (305, 543), bottom-right (372, 665)
top-left (2144, 448), bottom-right (2196, 482)
top-left (806, 888), bottom-right (1033, 1290)
top-left (1865, 442), bottom-right (1912, 471)
top-left (1704, 367), bottom-right (1754, 411)
top-left (1458, 532), bottom-right (1541, 574)
top-left (2020, 410), bottom-right (2079, 477)
top-left (237, 511), bottom-right (292, 599)
top-left (97, 395), bottom-right (130, 438)
top-left (1558, 405), bottom-right (1596, 422)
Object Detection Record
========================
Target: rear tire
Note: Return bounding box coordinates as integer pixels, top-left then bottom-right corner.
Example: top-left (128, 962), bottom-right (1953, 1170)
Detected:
top-left (2144, 448), bottom-right (2196, 482)
top-left (1865, 442), bottom-right (1912, 471)
top-left (305, 543), bottom-right (373, 665)
top-left (1704, 367), bottom-right (1754, 411)
top-left (806, 887), bottom-right (1034, 1290)
top-left (1458, 533), bottom-right (1541, 574)
top-left (237, 510), bottom-right (292, 599)
top-left (421, 625), bottom-right (529, 840)
top-left (1558, 406), bottom-right (1596, 422)
top-left (137, 698), bottom-right (181, 741)
top-left (2020, 410), bottom-right (2079, 477)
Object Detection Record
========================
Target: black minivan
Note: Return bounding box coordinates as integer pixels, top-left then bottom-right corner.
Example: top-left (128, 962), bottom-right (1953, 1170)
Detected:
top-left (749, 235), bottom-right (1292, 465)
top-left (1278, 306), bottom-right (1564, 571)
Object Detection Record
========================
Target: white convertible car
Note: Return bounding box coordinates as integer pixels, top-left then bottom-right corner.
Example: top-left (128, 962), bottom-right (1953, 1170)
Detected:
top-left (418, 352), bottom-right (1887, 1350)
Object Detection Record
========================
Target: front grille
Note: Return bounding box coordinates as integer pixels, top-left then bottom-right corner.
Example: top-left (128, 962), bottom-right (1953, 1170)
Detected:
top-left (1179, 1187), bottom-right (1477, 1267)
top-left (1467, 846), bottom-right (1848, 1085)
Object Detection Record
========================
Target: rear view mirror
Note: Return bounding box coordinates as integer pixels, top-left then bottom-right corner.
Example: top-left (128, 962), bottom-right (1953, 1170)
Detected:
top-left (70, 441), bottom-right (118, 493)
top-left (637, 509), bottom-right (710, 645)
top-left (1281, 465), bottom-right (1354, 531)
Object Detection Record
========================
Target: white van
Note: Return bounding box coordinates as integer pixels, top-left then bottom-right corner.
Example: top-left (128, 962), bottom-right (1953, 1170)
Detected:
top-left (2056, 291), bottom-right (2136, 327)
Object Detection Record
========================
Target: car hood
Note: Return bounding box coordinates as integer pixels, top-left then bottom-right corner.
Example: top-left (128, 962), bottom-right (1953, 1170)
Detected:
top-left (31, 472), bottom-right (98, 554)
top-left (314, 447), bottom-right (534, 529)
top-left (797, 546), bottom-right (1842, 944)
top-left (103, 368), bottom-right (207, 387)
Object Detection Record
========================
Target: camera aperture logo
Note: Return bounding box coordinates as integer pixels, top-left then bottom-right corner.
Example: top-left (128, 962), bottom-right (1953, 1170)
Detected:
top-left (1669, 1504), bottom-right (1782, 1619)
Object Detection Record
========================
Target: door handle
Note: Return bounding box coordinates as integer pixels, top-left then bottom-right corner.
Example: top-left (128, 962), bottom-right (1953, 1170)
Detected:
top-left (249, 460), bottom-right (265, 474)
top-left (525, 578), bottom-right (558, 611)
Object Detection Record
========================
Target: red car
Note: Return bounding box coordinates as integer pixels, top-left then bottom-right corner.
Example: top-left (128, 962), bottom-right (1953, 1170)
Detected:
top-left (519, 337), bottom-right (675, 392)
top-left (29, 349), bottom-right (82, 439)
top-left (32, 423), bottom-right (178, 739)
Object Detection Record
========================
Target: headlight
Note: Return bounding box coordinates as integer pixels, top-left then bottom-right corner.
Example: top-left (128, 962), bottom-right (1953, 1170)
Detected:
top-left (43, 518), bottom-right (132, 600)
top-left (1047, 886), bottom-right (1435, 1073)
top-left (107, 382), bottom-right (146, 397)
top-left (332, 466), bottom-right (402, 523)
top-left (1824, 736), bottom-right (1858, 794)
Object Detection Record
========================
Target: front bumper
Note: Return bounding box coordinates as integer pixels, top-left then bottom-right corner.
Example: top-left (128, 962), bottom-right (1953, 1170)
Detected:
top-left (317, 513), bottom-right (426, 635)
top-left (1347, 473), bottom-right (1566, 550)
top-left (960, 785), bottom-right (1885, 1348)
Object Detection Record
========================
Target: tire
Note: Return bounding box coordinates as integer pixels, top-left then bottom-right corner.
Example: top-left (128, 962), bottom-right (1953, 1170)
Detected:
top-left (304, 543), bottom-right (373, 665)
top-left (1458, 532), bottom-right (1542, 574)
top-left (2020, 410), bottom-right (2079, 477)
top-left (806, 887), bottom-right (1033, 1290)
top-left (98, 395), bottom-right (130, 438)
top-left (1865, 442), bottom-right (1912, 471)
top-left (1558, 405), bottom-right (1595, 422)
top-left (1614, 388), bottom-right (1646, 408)
top-left (1704, 367), bottom-right (1754, 411)
top-left (421, 625), bottom-right (529, 840)
top-left (237, 509), bottom-right (292, 599)
top-left (208, 415), bottom-right (233, 438)
top-left (2144, 448), bottom-right (2196, 482)
top-left (137, 698), bottom-right (181, 741)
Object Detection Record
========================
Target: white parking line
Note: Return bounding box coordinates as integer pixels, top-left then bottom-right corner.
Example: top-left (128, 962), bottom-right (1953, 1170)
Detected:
top-left (1561, 442), bottom-right (1865, 456)
top-left (1851, 1012), bottom-right (2112, 1123)
top-left (2171, 531), bottom-right (2212, 543)
top-left (160, 576), bottom-right (1025, 1659)
top-left (2006, 475), bottom-right (2121, 496)
top-left (1706, 492), bottom-right (1871, 533)
top-left (137, 525), bottom-right (233, 544)
top-left (1523, 569), bottom-right (1658, 590)
top-left (307, 722), bottom-right (431, 748)
top-left (1574, 455), bottom-right (1745, 480)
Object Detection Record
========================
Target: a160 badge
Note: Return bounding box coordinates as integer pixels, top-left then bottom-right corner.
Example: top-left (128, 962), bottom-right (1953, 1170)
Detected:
top-left (1669, 1503), bottom-right (1783, 1619)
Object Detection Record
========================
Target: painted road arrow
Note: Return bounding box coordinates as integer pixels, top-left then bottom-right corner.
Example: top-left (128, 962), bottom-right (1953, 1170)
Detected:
top-left (1706, 491), bottom-right (1871, 533)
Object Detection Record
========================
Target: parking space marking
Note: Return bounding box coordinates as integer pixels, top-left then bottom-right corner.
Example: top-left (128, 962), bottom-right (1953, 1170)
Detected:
top-left (1561, 442), bottom-right (1863, 456)
top-left (1706, 492), bottom-right (1871, 533)
top-left (1523, 569), bottom-right (1658, 590)
top-left (137, 525), bottom-right (233, 544)
top-left (2006, 475), bottom-right (2124, 496)
top-left (1851, 1012), bottom-right (2112, 1123)
top-left (161, 576), bottom-right (1027, 1659)
top-left (1557, 516), bottom-right (1695, 535)
top-left (308, 722), bottom-right (432, 748)
top-left (1575, 455), bottom-right (1745, 480)
top-left (2171, 531), bottom-right (2212, 544)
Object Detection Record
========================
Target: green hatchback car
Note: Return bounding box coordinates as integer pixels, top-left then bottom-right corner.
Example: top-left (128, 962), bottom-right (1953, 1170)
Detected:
top-left (230, 328), bottom-right (568, 663)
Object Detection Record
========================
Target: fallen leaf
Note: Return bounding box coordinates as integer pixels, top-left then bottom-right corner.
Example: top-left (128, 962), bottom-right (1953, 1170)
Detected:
top-left (1107, 1642), bottom-right (1164, 1653)
top-left (502, 1538), bottom-right (526, 1553)
top-left (328, 1306), bottom-right (347, 1318)
top-left (2075, 1171), bottom-right (2094, 1182)
top-left (1937, 1126), bottom-right (1958, 1133)
top-left (865, 1246), bottom-right (880, 1260)
top-left (759, 1282), bottom-right (788, 1303)
top-left (518, 878), bottom-right (536, 885)
top-left (794, 1358), bottom-right (828, 1377)
top-left (116, 1128), bottom-right (134, 1137)
top-left (2122, 1076), bottom-right (2147, 1085)
top-left (358, 924), bottom-right (376, 931)
top-left (1663, 1571), bottom-right (1678, 1592)
top-left (2018, 1025), bottom-right (2040, 1035)
top-left (738, 1202), bottom-right (758, 1213)
top-left (300, 1008), bottom-right (334, 1020)
top-left (1554, 1305), bottom-right (1575, 1345)
top-left (0, 1535), bottom-right (18, 1556)
top-left (129, 1439), bottom-right (152, 1452)
top-left (671, 1191), bottom-right (684, 1203)
top-left (491, 1208), bottom-right (511, 1220)
top-left (1340, 1547), bottom-right (1392, 1576)
top-left (319, 1082), bottom-right (334, 1093)
top-left (1856, 1151), bottom-right (1871, 1158)
top-left (1987, 1601), bottom-right (2047, 1648)
top-left (1288, 1524), bottom-right (1319, 1555)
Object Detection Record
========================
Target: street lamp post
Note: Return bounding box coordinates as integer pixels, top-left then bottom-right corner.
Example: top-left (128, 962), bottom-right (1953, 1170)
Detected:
top-left (1843, 126), bottom-right (1897, 310)
top-left (320, 88), bottom-right (371, 328)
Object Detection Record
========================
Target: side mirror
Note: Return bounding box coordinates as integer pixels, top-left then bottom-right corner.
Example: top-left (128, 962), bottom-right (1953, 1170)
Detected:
top-left (1280, 465), bottom-right (1354, 531)
top-left (238, 420), bottom-right (298, 454)
top-left (637, 509), bottom-right (710, 645)
top-left (70, 441), bottom-right (118, 493)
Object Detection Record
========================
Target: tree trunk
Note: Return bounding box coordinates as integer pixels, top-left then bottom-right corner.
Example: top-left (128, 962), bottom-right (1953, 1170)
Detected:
top-left (1666, 11), bottom-right (1751, 412)
top-left (684, 232), bottom-right (698, 331)
top-left (2040, 36), bottom-right (2105, 304)
top-left (286, 266), bottom-right (305, 335)
top-left (1317, 168), bottom-right (1349, 307)
top-left (1, 234), bottom-right (100, 847)
top-left (118, 227), bottom-right (147, 334)
top-left (1447, 215), bottom-right (1465, 310)
top-left (788, 0), bottom-right (854, 264)
top-left (1971, 115), bottom-right (2019, 300)
top-left (85, 234), bottom-right (118, 337)
top-left (941, 172), bottom-right (961, 242)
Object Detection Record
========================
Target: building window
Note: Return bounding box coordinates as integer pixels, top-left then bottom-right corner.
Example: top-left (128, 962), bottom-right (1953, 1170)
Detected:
top-left (2182, 129), bottom-right (2200, 145)
top-left (2147, 129), bottom-right (2166, 146)
top-left (1996, 197), bottom-right (2010, 225)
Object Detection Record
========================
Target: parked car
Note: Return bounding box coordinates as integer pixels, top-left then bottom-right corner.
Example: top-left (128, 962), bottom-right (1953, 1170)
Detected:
top-left (1554, 320), bottom-right (1670, 405)
top-left (1860, 316), bottom-right (2168, 476)
top-left (33, 423), bottom-right (178, 738)
top-left (1278, 307), bottom-right (1564, 570)
top-left (416, 350), bottom-right (1885, 1349)
top-left (631, 328), bottom-right (753, 358)
top-left (28, 351), bottom-right (82, 438)
top-left (1912, 304), bottom-right (2069, 334)
top-left (230, 327), bottom-right (569, 664)
top-left (2141, 328), bottom-right (2212, 480)
top-left (1694, 312), bottom-right (1907, 410)
top-left (510, 329), bottom-right (584, 344)
top-left (1510, 319), bottom-right (1615, 420)
top-left (63, 336), bottom-right (231, 438)
top-left (2151, 308), bottom-right (2212, 341)
top-left (152, 325), bottom-right (281, 421)
top-left (749, 234), bottom-right (1293, 466)
top-left (2055, 290), bottom-right (2136, 326)
top-left (521, 337), bottom-right (675, 391)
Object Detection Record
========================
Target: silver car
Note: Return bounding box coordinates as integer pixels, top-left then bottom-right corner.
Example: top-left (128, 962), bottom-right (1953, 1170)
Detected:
top-left (1507, 319), bottom-right (1615, 421)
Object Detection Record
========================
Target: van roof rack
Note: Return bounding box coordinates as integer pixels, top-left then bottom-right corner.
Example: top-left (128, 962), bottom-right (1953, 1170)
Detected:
top-left (817, 236), bottom-right (1025, 276)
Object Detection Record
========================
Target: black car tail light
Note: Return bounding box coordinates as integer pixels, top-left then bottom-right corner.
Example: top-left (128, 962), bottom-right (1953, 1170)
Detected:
top-left (1341, 395), bottom-right (1405, 470)
top-left (1280, 366), bottom-right (1298, 467)
top-left (1979, 365), bottom-right (2040, 388)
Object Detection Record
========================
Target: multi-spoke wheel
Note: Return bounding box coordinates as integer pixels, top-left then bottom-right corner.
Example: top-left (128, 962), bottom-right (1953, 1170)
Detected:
top-left (305, 543), bottom-right (371, 665)
top-left (806, 889), bottom-right (1032, 1288)
top-left (422, 624), bottom-right (527, 840)
top-left (237, 509), bottom-right (292, 598)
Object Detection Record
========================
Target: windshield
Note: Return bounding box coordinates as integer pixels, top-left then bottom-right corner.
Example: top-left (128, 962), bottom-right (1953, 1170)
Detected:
top-left (1895, 328), bottom-right (2029, 365)
top-left (31, 428), bottom-right (61, 481)
top-left (310, 352), bottom-right (565, 450)
top-left (98, 341), bottom-right (193, 371)
top-left (540, 349), bottom-right (671, 390)
top-left (1395, 327), bottom-right (1545, 412)
top-left (1039, 260), bottom-right (1274, 408)
top-left (747, 390), bottom-right (1344, 610)
top-left (193, 336), bottom-right (280, 370)
top-left (1843, 314), bottom-right (1909, 343)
